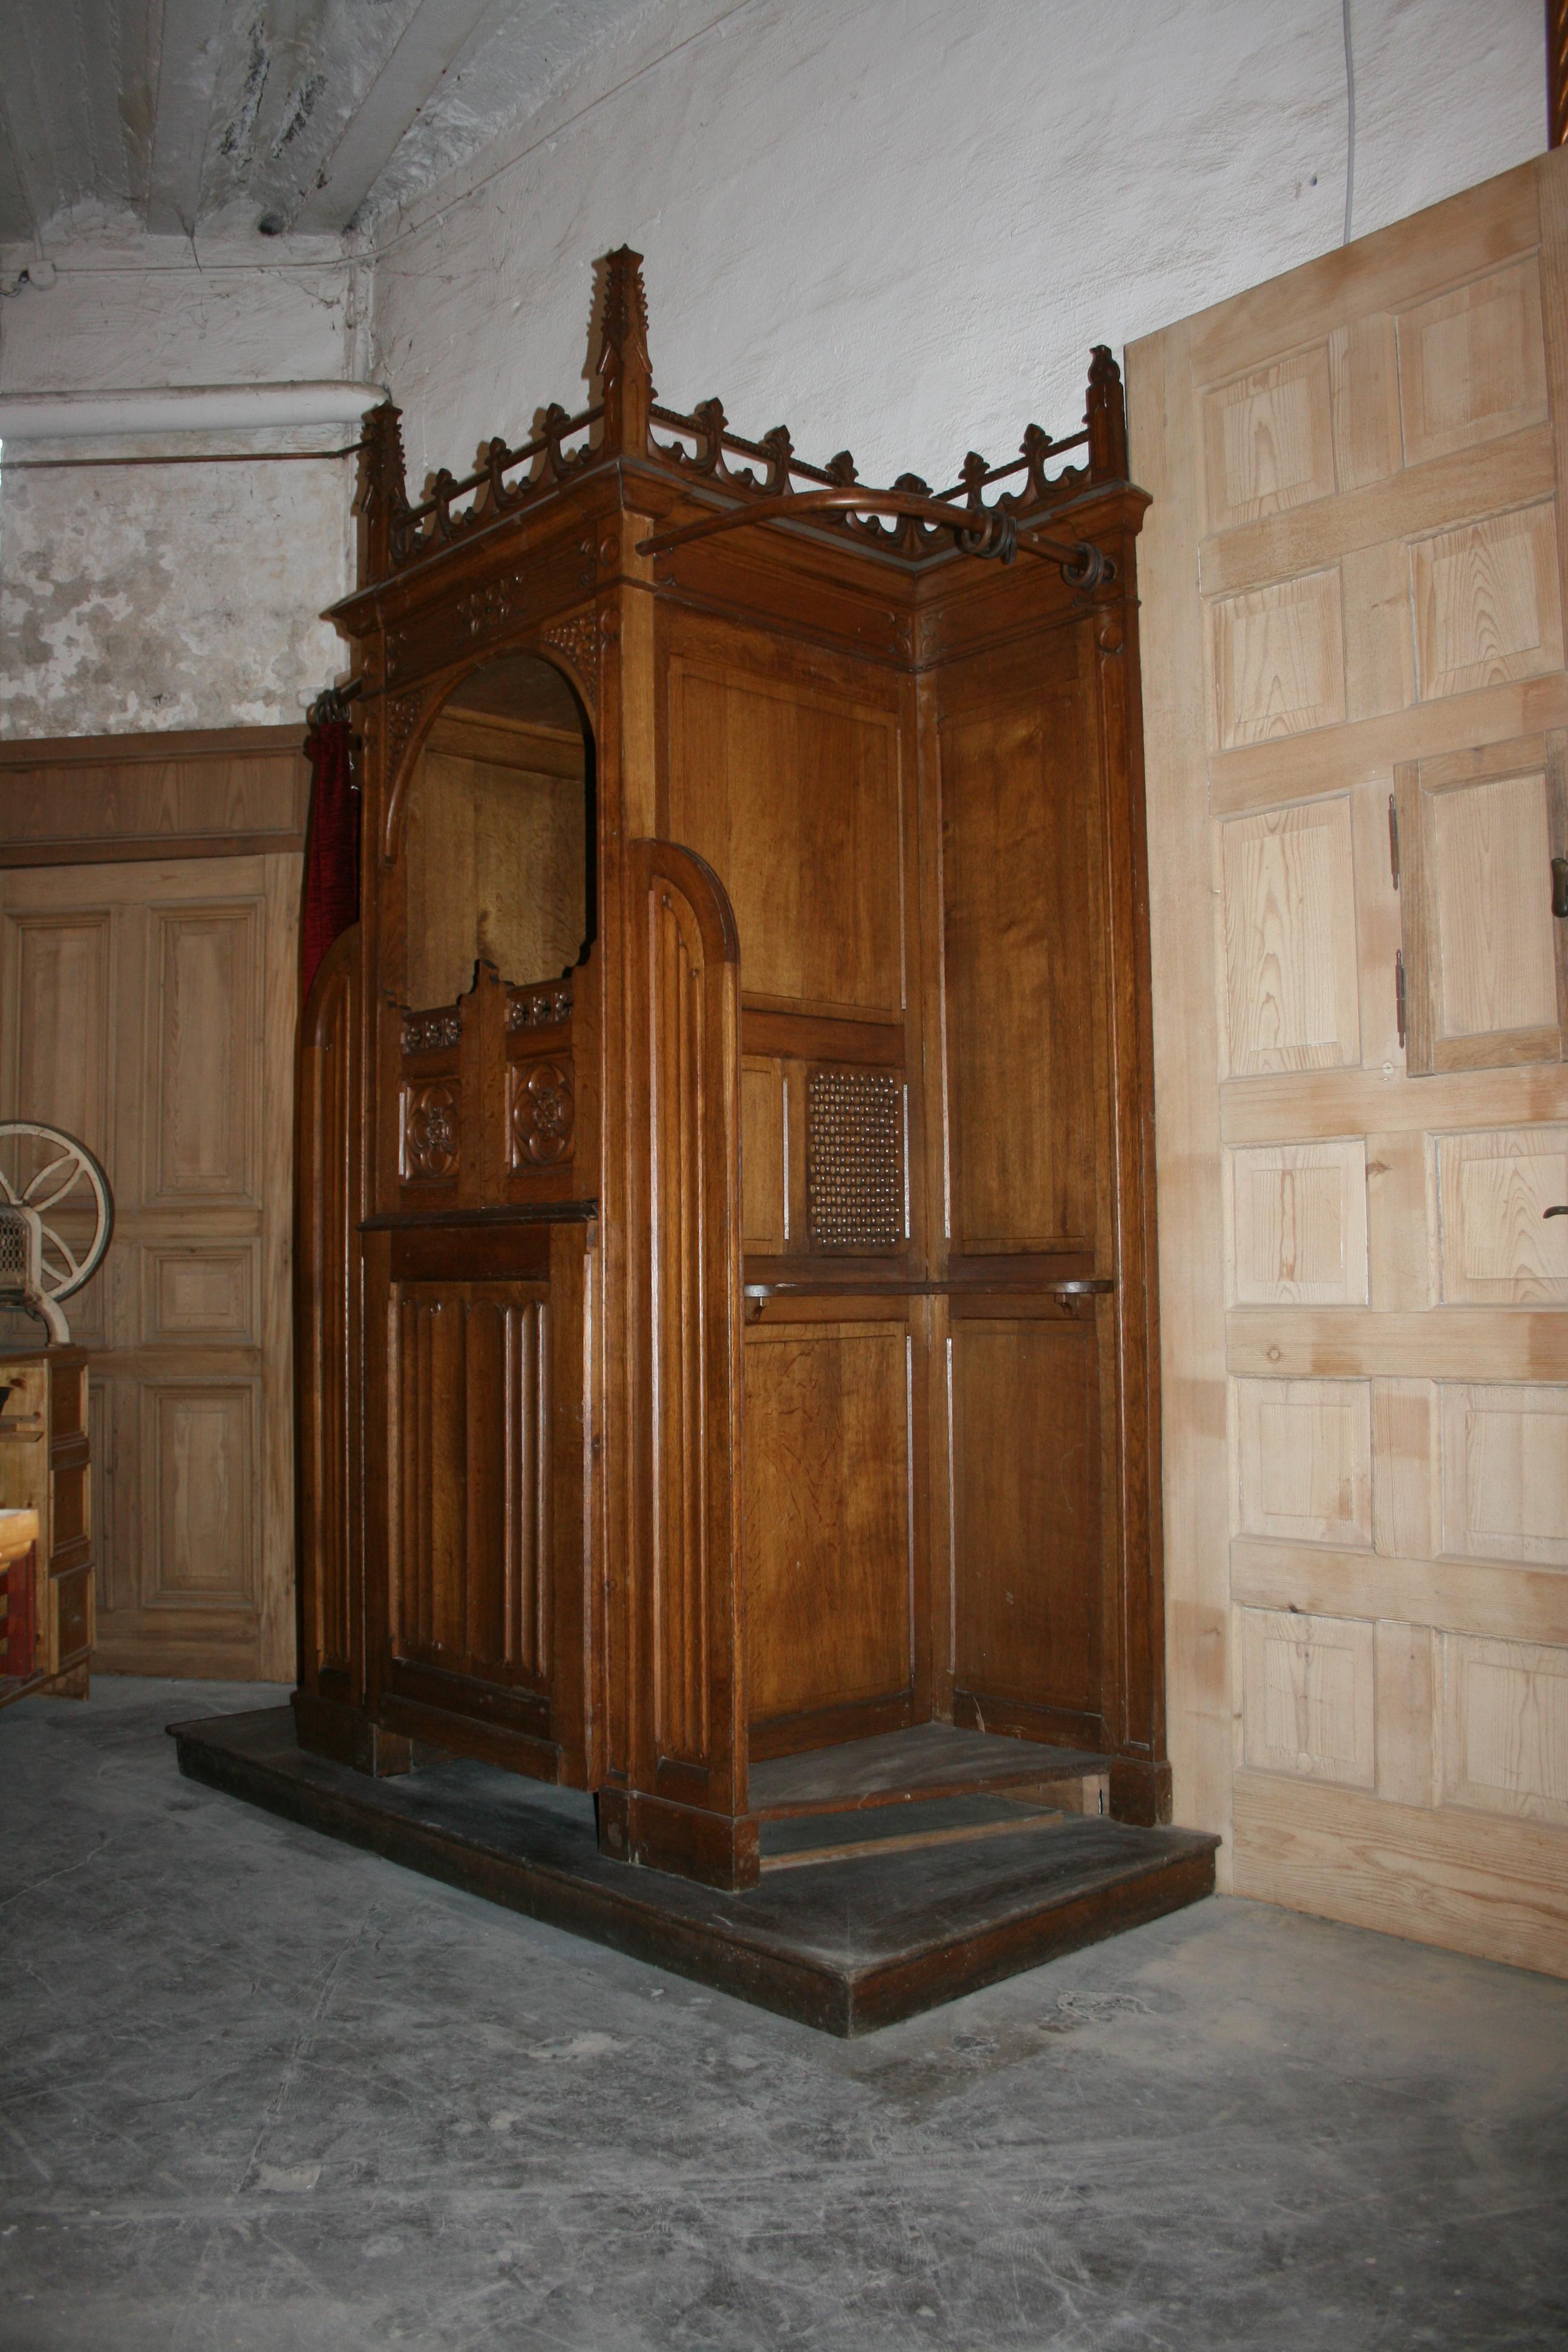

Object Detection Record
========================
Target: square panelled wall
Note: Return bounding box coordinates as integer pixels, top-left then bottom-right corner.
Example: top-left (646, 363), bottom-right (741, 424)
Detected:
top-left (1131, 154), bottom-right (1568, 1977)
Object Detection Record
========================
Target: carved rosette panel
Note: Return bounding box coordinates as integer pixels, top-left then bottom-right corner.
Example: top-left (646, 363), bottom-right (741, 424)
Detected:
top-left (509, 1059), bottom-right (575, 1169)
top-left (807, 1067), bottom-right (905, 1250)
top-left (506, 981), bottom-right (573, 1032)
top-left (402, 1079), bottom-right (461, 1181)
top-left (402, 1010), bottom-right (461, 1055)
top-left (541, 613), bottom-right (599, 710)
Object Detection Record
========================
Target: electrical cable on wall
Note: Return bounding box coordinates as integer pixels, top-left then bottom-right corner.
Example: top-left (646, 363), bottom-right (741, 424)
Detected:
top-left (1342, 0), bottom-right (1357, 244)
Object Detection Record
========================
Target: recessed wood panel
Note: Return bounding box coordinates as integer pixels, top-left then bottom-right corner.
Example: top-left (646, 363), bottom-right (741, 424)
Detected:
top-left (668, 664), bottom-right (903, 1018)
top-left (140, 1381), bottom-right (257, 1609)
top-left (1442, 1632), bottom-right (1568, 1826)
top-left (1411, 503), bottom-right (1562, 702)
top-left (1221, 800), bottom-right (1361, 1075)
top-left (1436, 1127), bottom-right (1568, 1303)
top-left (1203, 347), bottom-right (1336, 532)
top-left (1439, 1383), bottom-right (1568, 1566)
top-left (5, 912), bottom-right (112, 1161)
top-left (740, 1055), bottom-right (788, 1253)
top-left (142, 1243), bottom-right (259, 1342)
top-left (150, 906), bottom-right (257, 1201)
top-left (743, 1324), bottom-right (912, 1723)
top-left (1397, 261), bottom-right (1547, 468)
top-left (1430, 773), bottom-right (1560, 1040)
top-left (941, 682), bottom-right (1097, 1250)
top-left (1238, 1606), bottom-right (1376, 1788)
top-left (1235, 1377), bottom-right (1373, 1547)
top-left (950, 1321), bottom-right (1099, 1715)
top-left (1227, 1141), bottom-right (1368, 1303)
top-left (1207, 566), bottom-right (1346, 748)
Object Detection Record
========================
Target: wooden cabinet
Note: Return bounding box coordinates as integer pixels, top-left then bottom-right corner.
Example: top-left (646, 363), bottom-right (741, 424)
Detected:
top-left (295, 251), bottom-right (1166, 1886)
top-left (0, 1347), bottom-right (91, 1704)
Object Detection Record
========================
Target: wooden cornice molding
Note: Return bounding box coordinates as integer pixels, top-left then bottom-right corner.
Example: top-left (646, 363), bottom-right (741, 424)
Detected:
top-left (0, 722), bottom-right (309, 866)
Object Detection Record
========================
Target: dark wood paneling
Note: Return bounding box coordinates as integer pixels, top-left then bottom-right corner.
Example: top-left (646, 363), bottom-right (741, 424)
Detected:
top-left (938, 652), bottom-right (1100, 1258)
top-left (743, 1321), bottom-right (915, 1732)
top-left (950, 1317), bottom-right (1101, 1720)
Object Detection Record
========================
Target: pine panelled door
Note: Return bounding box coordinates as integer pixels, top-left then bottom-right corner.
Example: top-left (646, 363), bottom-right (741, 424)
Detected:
top-left (1129, 149), bottom-right (1568, 1978)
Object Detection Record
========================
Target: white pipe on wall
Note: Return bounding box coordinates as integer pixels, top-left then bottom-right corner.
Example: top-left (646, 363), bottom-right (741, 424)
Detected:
top-left (0, 381), bottom-right (388, 441)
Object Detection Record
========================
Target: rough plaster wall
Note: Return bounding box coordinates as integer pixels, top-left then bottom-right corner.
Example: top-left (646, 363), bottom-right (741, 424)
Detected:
top-left (370, 0), bottom-right (1544, 493)
top-left (0, 426), bottom-right (353, 736)
top-left (0, 227), bottom-right (362, 738)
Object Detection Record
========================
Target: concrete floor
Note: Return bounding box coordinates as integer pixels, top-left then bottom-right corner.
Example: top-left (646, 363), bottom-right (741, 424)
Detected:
top-left (2, 1679), bottom-right (1566, 2352)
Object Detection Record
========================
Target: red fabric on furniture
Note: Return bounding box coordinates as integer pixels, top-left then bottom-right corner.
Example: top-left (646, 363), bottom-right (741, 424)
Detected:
top-left (300, 716), bottom-right (359, 1001)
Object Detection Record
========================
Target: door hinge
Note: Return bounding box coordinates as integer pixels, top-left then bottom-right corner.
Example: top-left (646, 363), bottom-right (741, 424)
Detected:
top-left (1394, 948), bottom-right (1406, 1049)
top-left (1552, 853), bottom-right (1568, 918)
top-left (1388, 794), bottom-right (1400, 890)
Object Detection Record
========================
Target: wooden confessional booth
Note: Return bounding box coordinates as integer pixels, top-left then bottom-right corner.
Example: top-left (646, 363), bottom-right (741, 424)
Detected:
top-left (293, 250), bottom-right (1170, 1896)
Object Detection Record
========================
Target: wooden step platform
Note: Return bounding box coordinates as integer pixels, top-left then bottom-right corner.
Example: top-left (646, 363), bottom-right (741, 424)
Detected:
top-left (169, 1708), bottom-right (1219, 2036)
top-left (750, 1723), bottom-right (1111, 1817)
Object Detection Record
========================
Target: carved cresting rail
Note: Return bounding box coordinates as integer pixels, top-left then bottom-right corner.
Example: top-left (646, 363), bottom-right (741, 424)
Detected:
top-left (354, 249), bottom-right (1128, 589)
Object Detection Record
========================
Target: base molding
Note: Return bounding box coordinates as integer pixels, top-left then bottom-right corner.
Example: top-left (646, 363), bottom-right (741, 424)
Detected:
top-left (597, 1786), bottom-right (761, 1892)
top-left (293, 1687), bottom-right (413, 1779)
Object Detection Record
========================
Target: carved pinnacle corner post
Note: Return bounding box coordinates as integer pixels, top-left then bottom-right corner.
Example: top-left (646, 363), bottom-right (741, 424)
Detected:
top-left (595, 246), bottom-right (654, 459)
top-left (358, 402), bottom-right (409, 582)
top-left (1086, 346), bottom-right (1129, 483)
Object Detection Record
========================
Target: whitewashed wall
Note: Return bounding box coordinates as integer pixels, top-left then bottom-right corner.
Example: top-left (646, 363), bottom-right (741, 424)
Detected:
top-left (0, 0), bottom-right (1545, 742)
top-left (369, 0), bottom-right (1544, 495)
top-left (0, 227), bottom-right (364, 737)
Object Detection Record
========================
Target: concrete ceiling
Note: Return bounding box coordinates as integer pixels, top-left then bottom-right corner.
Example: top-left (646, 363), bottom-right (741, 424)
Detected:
top-left (0, 0), bottom-right (649, 246)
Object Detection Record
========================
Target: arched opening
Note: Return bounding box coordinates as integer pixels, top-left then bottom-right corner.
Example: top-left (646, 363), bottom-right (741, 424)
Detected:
top-left (402, 649), bottom-right (594, 1011)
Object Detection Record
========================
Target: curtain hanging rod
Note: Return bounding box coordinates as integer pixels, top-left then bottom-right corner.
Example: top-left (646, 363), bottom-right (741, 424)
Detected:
top-left (2, 444), bottom-right (365, 472)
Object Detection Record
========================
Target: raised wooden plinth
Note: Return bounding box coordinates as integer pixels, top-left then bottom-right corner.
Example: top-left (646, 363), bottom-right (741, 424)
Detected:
top-left (169, 1708), bottom-right (1218, 2035)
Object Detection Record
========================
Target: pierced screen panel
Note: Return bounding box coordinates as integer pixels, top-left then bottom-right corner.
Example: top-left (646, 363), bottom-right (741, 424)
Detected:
top-left (807, 1068), bottom-right (905, 1251)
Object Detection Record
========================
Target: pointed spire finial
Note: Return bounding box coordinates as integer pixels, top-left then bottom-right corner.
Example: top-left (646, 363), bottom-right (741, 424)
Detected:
top-left (1085, 346), bottom-right (1128, 482)
top-left (357, 400), bottom-right (409, 579)
top-left (595, 246), bottom-right (653, 457)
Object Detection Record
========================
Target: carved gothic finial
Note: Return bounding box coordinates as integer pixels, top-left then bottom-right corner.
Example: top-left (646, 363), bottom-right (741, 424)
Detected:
top-left (595, 246), bottom-right (653, 457)
top-left (1086, 346), bottom-right (1128, 483)
top-left (358, 400), bottom-right (409, 580)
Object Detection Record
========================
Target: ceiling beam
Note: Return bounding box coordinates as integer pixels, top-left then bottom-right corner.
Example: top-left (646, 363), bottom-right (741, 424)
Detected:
top-left (117, 0), bottom-right (169, 214)
top-left (287, 0), bottom-right (509, 232)
top-left (145, 0), bottom-right (229, 235)
top-left (0, 0), bottom-right (88, 234)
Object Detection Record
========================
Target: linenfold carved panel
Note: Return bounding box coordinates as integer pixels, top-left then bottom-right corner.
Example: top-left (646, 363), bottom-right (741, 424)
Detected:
top-left (393, 1287), bottom-right (551, 1683)
top-left (807, 1067), bottom-right (905, 1251)
top-left (400, 1079), bottom-right (460, 1181)
top-left (509, 1058), bottom-right (574, 1168)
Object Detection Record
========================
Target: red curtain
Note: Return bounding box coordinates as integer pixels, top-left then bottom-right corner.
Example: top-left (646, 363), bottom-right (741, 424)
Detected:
top-left (300, 714), bottom-right (359, 1002)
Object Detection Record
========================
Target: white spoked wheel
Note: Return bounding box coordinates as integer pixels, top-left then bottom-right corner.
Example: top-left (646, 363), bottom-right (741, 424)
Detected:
top-left (0, 1122), bottom-right (115, 1307)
